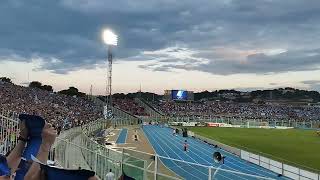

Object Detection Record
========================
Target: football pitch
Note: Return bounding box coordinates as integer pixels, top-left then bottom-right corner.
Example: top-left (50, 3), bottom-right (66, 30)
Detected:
top-left (189, 127), bottom-right (320, 172)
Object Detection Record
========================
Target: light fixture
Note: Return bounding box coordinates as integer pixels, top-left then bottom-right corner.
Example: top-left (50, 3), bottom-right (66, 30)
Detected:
top-left (102, 29), bottom-right (118, 46)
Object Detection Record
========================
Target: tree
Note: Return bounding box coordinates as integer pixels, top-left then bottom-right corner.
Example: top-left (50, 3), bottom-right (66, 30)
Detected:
top-left (0, 77), bottom-right (12, 83)
top-left (29, 81), bottom-right (42, 88)
top-left (41, 85), bottom-right (53, 92)
top-left (58, 87), bottom-right (86, 97)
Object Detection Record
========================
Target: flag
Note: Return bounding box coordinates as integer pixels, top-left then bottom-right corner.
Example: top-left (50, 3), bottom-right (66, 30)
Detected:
top-left (32, 156), bottom-right (95, 180)
top-left (15, 114), bottom-right (45, 180)
top-left (18, 114), bottom-right (45, 160)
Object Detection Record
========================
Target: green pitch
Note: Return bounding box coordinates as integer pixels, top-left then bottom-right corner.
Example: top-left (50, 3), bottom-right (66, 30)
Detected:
top-left (189, 127), bottom-right (320, 172)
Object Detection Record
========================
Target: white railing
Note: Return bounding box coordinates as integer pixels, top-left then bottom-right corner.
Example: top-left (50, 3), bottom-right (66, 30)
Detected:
top-left (110, 106), bottom-right (140, 125)
top-left (241, 150), bottom-right (320, 180)
top-left (189, 131), bottom-right (320, 180)
top-left (0, 113), bottom-right (19, 155)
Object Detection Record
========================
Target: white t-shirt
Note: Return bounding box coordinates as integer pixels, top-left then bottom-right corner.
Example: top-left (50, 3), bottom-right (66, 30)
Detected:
top-left (105, 172), bottom-right (115, 180)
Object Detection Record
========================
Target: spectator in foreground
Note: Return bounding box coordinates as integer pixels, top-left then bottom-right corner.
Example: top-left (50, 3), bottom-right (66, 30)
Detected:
top-left (0, 114), bottom-right (98, 180)
top-left (24, 123), bottom-right (57, 180)
top-left (24, 123), bottom-right (98, 180)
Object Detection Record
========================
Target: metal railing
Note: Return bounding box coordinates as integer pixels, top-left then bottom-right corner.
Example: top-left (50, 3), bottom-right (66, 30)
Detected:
top-left (0, 113), bottom-right (19, 155)
top-left (90, 96), bottom-right (140, 126)
top-left (241, 150), bottom-right (320, 180)
top-left (110, 106), bottom-right (140, 125)
top-left (189, 132), bottom-right (320, 180)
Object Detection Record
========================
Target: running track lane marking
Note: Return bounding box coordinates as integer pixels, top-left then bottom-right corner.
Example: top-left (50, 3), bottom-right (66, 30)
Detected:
top-left (143, 126), bottom-right (202, 180)
top-left (144, 126), bottom-right (232, 180)
top-left (147, 126), bottom-right (285, 180)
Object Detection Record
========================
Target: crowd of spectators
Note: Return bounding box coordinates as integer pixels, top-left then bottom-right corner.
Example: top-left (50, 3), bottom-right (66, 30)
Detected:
top-left (0, 81), bottom-right (102, 129)
top-left (156, 101), bottom-right (320, 121)
top-left (2, 78), bottom-right (319, 123)
top-left (113, 98), bottom-right (148, 116)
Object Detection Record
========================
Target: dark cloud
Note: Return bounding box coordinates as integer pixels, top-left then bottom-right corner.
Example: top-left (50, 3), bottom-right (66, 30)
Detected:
top-left (1, 0), bottom-right (320, 74)
top-left (140, 49), bottom-right (320, 75)
top-left (309, 84), bottom-right (320, 91)
top-left (301, 80), bottom-right (320, 85)
top-left (198, 49), bottom-right (320, 75)
top-left (235, 87), bottom-right (266, 92)
top-left (269, 83), bottom-right (278, 86)
top-left (301, 80), bottom-right (320, 91)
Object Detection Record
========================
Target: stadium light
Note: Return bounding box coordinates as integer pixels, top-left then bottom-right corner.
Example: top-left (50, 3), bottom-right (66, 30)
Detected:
top-left (102, 29), bottom-right (118, 46)
top-left (102, 28), bottom-right (118, 118)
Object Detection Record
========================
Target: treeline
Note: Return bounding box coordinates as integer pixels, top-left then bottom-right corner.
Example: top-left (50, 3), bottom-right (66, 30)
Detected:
top-left (2, 76), bottom-right (320, 102)
top-left (194, 88), bottom-right (320, 102)
top-left (79, 88), bottom-right (320, 103)
top-left (0, 77), bottom-right (86, 97)
top-left (29, 81), bottom-right (85, 97)
top-left (251, 88), bottom-right (320, 102)
top-left (99, 92), bottom-right (162, 102)
top-left (29, 81), bottom-right (54, 92)
top-left (194, 90), bottom-right (239, 101)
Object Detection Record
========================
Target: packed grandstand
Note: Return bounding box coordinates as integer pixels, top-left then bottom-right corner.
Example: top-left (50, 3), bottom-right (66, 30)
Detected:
top-left (1, 78), bottom-right (320, 180)
top-left (2, 79), bottom-right (320, 126)
top-left (0, 81), bottom-right (102, 129)
top-left (155, 101), bottom-right (320, 120)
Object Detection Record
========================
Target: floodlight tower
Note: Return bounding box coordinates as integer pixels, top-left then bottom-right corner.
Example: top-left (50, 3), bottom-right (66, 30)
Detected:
top-left (102, 29), bottom-right (118, 113)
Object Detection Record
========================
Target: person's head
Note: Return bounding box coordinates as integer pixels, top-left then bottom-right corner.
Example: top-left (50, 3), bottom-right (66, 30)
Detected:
top-left (109, 169), bottom-right (112, 172)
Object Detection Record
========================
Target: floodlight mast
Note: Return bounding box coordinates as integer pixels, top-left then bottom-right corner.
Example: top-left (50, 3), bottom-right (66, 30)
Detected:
top-left (107, 46), bottom-right (112, 113)
top-left (103, 29), bottom-right (118, 116)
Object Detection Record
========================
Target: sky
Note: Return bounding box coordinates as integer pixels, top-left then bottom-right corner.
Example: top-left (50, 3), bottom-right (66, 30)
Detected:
top-left (1, 0), bottom-right (320, 95)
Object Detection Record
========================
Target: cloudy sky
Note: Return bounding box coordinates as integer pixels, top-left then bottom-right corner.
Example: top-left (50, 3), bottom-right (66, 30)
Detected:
top-left (1, 0), bottom-right (320, 94)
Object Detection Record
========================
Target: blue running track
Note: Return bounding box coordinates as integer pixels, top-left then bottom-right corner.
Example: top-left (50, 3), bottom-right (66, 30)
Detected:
top-left (143, 125), bottom-right (289, 180)
top-left (116, 128), bottom-right (128, 144)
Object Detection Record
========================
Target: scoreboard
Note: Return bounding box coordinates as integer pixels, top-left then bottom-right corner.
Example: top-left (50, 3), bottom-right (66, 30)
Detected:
top-left (164, 90), bottom-right (194, 101)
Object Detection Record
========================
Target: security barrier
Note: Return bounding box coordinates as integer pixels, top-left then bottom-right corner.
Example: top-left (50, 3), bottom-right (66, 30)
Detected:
top-left (0, 111), bottom-right (19, 155)
top-left (188, 130), bottom-right (320, 180)
top-left (241, 150), bottom-right (320, 180)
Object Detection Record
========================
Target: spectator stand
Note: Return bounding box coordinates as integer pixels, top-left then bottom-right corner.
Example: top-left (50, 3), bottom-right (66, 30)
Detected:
top-left (110, 106), bottom-right (140, 126)
top-left (135, 98), bottom-right (166, 123)
top-left (0, 82), bottom-right (103, 130)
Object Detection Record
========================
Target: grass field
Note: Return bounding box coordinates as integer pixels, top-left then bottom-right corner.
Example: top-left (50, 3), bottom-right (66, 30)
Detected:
top-left (189, 127), bottom-right (320, 172)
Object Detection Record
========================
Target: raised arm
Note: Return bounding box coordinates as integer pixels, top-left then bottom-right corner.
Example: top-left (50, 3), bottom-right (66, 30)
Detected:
top-left (24, 123), bottom-right (57, 180)
top-left (6, 121), bottom-right (28, 173)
